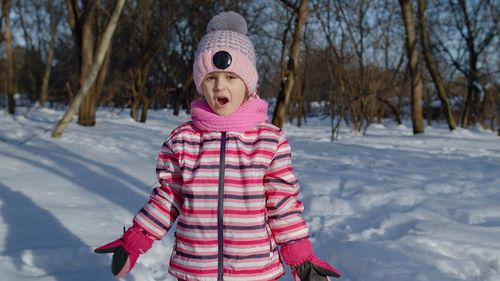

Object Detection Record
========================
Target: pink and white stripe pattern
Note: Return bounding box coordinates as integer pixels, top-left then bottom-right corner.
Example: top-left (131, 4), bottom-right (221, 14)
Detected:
top-left (133, 121), bottom-right (309, 281)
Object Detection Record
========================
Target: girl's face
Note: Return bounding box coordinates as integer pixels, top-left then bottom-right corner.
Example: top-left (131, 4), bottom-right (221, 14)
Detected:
top-left (201, 72), bottom-right (247, 116)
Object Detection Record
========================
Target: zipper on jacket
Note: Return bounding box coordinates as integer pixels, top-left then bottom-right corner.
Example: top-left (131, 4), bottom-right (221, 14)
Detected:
top-left (217, 132), bottom-right (227, 281)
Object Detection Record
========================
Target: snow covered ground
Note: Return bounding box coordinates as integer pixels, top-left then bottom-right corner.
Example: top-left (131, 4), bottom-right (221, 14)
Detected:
top-left (1, 106), bottom-right (499, 281)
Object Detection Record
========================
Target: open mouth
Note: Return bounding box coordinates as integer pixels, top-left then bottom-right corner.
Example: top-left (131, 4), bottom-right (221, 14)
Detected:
top-left (217, 97), bottom-right (229, 105)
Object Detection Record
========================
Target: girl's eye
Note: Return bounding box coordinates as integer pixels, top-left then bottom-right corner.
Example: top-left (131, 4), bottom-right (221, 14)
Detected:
top-left (226, 75), bottom-right (237, 80)
top-left (206, 76), bottom-right (216, 81)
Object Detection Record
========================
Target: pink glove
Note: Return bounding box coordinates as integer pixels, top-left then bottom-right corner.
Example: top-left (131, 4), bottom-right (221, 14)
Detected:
top-left (280, 239), bottom-right (341, 280)
top-left (94, 225), bottom-right (153, 277)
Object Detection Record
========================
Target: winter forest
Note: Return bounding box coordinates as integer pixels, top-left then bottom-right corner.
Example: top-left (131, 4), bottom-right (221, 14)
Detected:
top-left (0, 0), bottom-right (498, 136)
top-left (1, 1), bottom-right (500, 281)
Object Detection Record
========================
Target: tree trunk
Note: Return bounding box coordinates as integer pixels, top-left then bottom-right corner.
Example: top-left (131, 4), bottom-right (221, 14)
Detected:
top-left (139, 95), bottom-right (149, 123)
top-left (400, 0), bottom-right (424, 134)
top-left (297, 83), bottom-right (306, 127)
top-left (130, 95), bottom-right (139, 121)
top-left (65, 81), bottom-right (74, 105)
top-left (2, 0), bottom-right (15, 114)
top-left (129, 84), bottom-right (139, 121)
top-left (77, 1), bottom-right (97, 126)
top-left (272, 0), bottom-right (308, 128)
top-left (417, 0), bottom-right (456, 130)
top-left (174, 75), bottom-right (193, 116)
top-left (456, 0), bottom-right (484, 128)
top-left (478, 86), bottom-right (489, 126)
top-left (462, 0), bottom-right (474, 127)
top-left (297, 25), bottom-right (310, 127)
top-left (129, 61), bottom-right (150, 121)
top-left (78, 88), bottom-right (97, 125)
top-left (173, 87), bottom-right (182, 116)
top-left (377, 96), bottom-right (402, 124)
top-left (64, 0), bottom-right (112, 126)
top-left (40, 6), bottom-right (58, 108)
top-left (461, 51), bottom-right (479, 128)
top-left (52, 0), bottom-right (125, 138)
top-left (94, 44), bottom-right (112, 105)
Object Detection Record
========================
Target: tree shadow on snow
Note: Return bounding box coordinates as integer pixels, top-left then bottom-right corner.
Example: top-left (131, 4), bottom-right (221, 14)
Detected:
top-left (0, 139), bottom-right (151, 214)
top-left (0, 183), bottom-right (137, 281)
top-left (0, 140), bottom-right (152, 280)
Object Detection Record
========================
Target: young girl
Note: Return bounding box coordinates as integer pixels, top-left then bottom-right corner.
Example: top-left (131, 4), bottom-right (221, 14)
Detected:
top-left (95, 11), bottom-right (341, 281)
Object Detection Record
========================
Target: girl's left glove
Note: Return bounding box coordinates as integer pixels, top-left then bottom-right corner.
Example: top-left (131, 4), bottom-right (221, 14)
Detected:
top-left (94, 225), bottom-right (153, 277)
top-left (280, 239), bottom-right (341, 281)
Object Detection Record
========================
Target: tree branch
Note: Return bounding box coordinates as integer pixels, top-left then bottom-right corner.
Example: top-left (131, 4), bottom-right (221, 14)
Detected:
top-left (280, 0), bottom-right (297, 12)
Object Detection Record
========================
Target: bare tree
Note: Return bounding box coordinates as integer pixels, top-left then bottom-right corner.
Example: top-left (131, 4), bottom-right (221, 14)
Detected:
top-left (2, 0), bottom-right (15, 114)
top-left (417, 0), bottom-right (456, 130)
top-left (336, 0), bottom-right (381, 133)
top-left (52, 0), bottom-right (125, 138)
top-left (312, 0), bottom-right (349, 139)
top-left (124, 1), bottom-right (175, 123)
top-left (39, 0), bottom-right (62, 108)
top-left (272, 0), bottom-right (308, 128)
top-left (400, 0), bottom-right (424, 134)
top-left (64, 0), bottom-right (117, 126)
top-left (434, 0), bottom-right (498, 128)
top-left (145, 0), bottom-right (228, 116)
top-left (312, 0), bottom-right (398, 136)
top-left (376, 0), bottom-right (406, 125)
top-left (454, 0), bottom-right (498, 127)
top-left (296, 23), bottom-right (310, 127)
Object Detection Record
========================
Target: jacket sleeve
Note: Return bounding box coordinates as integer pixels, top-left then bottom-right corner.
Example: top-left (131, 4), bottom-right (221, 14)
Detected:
top-left (133, 138), bottom-right (183, 240)
top-left (264, 133), bottom-right (309, 244)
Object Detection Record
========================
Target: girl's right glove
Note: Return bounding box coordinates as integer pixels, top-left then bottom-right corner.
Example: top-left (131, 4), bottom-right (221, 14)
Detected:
top-left (280, 239), bottom-right (341, 281)
top-left (94, 225), bottom-right (153, 278)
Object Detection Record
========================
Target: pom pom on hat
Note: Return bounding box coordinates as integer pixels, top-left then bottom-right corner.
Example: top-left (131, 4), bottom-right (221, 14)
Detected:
top-left (206, 11), bottom-right (248, 35)
top-left (193, 11), bottom-right (258, 97)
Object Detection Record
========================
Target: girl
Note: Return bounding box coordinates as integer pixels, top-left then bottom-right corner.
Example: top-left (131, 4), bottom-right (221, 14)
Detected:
top-left (95, 11), bottom-right (341, 281)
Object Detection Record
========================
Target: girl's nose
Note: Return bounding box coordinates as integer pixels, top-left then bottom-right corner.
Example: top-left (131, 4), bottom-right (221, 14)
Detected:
top-left (214, 77), bottom-right (226, 90)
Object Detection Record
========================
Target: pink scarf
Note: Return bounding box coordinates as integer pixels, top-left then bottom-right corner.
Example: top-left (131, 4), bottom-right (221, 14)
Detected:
top-left (191, 99), bottom-right (268, 132)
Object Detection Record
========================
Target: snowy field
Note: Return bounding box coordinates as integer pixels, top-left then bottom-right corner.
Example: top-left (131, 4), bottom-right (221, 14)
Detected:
top-left (1, 106), bottom-right (499, 281)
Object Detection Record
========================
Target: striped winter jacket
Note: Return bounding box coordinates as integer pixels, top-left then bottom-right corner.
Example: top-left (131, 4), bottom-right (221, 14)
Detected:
top-left (133, 121), bottom-right (310, 281)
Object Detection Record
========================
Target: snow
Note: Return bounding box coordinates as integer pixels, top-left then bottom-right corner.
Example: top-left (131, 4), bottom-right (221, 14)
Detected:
top-left (1, 107), bottom-right (499, 281)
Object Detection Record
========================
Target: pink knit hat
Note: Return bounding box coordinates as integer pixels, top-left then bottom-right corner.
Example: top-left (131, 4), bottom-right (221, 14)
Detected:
top-left (193, 11), bottom-right (258, 97)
